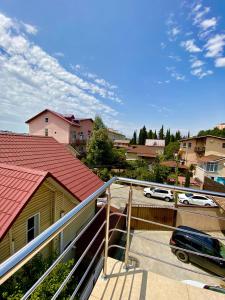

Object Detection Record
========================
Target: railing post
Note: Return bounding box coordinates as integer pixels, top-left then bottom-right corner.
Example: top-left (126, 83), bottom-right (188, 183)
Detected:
top-left (102, 187), bottom-right (111, 278)
top-left (124, 184), bottom-right (132, 269)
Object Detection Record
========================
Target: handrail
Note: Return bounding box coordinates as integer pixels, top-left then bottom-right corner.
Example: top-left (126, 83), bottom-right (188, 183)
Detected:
top-left (1, 175), bottom-right (225, 298)
top-left (0, 177), bottom-right (117, 285)
top-left (117, 177), bottom-right (225, 198)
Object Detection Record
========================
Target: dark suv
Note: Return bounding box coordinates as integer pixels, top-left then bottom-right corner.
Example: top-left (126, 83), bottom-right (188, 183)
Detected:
top-left (170, 226), bottom-right (225, 277)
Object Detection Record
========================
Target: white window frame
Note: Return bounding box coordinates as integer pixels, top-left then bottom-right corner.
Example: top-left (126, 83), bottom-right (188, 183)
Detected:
top-left (26, 213), bottom-right (40, 243)
top-left (206, 162), bottom-right (218, 173)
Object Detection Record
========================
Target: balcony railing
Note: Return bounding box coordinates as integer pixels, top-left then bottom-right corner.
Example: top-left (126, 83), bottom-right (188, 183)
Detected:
top-left (194, 146), bottom-right (206, 154)
top-left (1, 177), bottom-right (225, 299)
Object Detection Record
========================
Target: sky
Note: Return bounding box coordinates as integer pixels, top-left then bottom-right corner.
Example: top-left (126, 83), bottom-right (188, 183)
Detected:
top-left (0, 0), bottom-right (225, 137)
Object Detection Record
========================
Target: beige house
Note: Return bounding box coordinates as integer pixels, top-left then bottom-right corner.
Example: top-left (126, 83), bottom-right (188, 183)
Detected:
top-left (126, 145), bottom-right (163, 164)
top-left (194, 155), bottom-right (225, 185)
top-left (0, 133), bottom-right (103, 263)
top-left (114, 139), bottom-right (130, 149)
top-left (180, 135), bottom-right (225, 166)
top-left (108, 128), bottom-right (126, 141)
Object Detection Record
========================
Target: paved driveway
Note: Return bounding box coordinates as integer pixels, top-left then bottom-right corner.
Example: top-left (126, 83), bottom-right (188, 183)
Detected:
top-left (129, 230), bottom-right (225, 287)
top-left (111, 183), bottom-right (174, 210)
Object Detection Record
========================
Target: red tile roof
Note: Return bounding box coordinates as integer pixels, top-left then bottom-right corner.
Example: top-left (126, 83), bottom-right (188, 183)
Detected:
top-left (198, 155), bottom-right (225, 163)
top-left (25, 109), bottom-right (80, 127)
top-left (127, 145), bottom-right (159, 158)
top-left (161, 161), bottom-right (188, 169)
top-left (0, 163), bottom-right (48, 239)
top-left (0, 133), bottom-right (103, 202)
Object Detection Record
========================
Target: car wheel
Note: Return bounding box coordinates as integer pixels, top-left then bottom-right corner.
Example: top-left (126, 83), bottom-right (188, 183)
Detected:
top-left (146, 193), bottom-right (151, 198)
top-left (205, 203), bottom-right (211, 206)
top-left (176, 250), bottom-right (189, 263)
top-left (165, 197), bottom-right (170, 202)
top-left (183, 200), bottom-right (189, 205)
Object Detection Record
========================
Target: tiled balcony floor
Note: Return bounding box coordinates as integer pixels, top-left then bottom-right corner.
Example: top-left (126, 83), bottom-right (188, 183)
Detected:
top-left (89, 257), bottom-right (225, 300)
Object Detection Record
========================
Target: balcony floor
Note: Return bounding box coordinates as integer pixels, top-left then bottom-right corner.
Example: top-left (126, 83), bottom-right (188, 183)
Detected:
top-left (89, 257), bottom-right (224, 300)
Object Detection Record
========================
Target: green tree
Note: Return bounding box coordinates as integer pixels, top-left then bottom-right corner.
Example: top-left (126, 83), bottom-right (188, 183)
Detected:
top-left (87, 116), bottom-right (113, 167)
top-left (130, 131), bottom-right (137, 145)
top-left (138, 126), bottom-right (147, 145)
top-left (147, 129), bottom-right (153, 139)
top-left (0, 254), bottom-right (76, 300)
top-left (165, 129), bottom-right (171, 146)
top-left (198, 127), bottom-right (225, 138)
top-left (93, 115), bottom-right (106, 131)
top-left (184, 171), bottom-right (191, 188)
top-left (164, 141), bottom-right (180, 160)
top-left (175, 130), bottom-right (181, 141)
top-left (153, 130), bottom-right (157, 139)
top-left (158, 125), bottom-right (164, 140)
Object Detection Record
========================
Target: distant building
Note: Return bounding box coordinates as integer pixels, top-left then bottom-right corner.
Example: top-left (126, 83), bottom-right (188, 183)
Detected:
top-left (107, 128), bottom-right (126, 141)
top-left (217, 123), bottom-right (225, 130)
top-left (145, 139), bottom-right (165, 147)
top-left (114, 139), bottom-right (130, 149)
top-left (26, 109), bottom-right (94, 154)
top-left (126, 145), bottom-right (163, 164)
top-left (180, 135), bottom-right (225, 166)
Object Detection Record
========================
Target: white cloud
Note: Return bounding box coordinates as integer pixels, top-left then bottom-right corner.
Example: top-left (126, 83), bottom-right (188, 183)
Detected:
top-left (181, 39), bottom-right (201, 53)
top-left (168, 55), bottom-right (181, 62)
top-left (191, 68), bottom-right (213, 79)
top-left (54, 52), bottom-right (64, 57)
top-left (190, 59), bottom-right (204, 68)
top-left (200, 17), bottom-right (217, 30)
top-left (215, 57), bottom-right (225, 68)
top-left (0, 12), bottom-right (123, 130)
top-left (22, 22), bottom-right (38, 35)
top-left (204, 34), bottom-right (225, 57)
top-left (166, 66), bottom-right (185, 81)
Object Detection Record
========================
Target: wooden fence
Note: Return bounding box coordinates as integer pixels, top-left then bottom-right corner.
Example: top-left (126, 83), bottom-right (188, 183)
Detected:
top-left (130, 204), bottom-right (176, 230)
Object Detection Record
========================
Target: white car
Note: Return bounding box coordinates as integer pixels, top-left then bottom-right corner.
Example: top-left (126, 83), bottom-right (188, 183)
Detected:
top-left (182, 280), bottom-right (225, 294)
top-left (143, 187), bottom-right (173, 202)
top-left (178, 193), bottom-right (217, 207)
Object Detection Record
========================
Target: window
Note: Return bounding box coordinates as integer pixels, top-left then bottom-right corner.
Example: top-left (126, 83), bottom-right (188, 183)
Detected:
top-left (27, 214), bottom-right (39, 243)
top-left (206, 162), bottom-right (218, 172)
top-left (183, 143), bottom-right (186, 148)
top-left (45, 117), bottom-right (48, 123)
top-left (45, 128), bottom-right (48, 136)
top-left (188, 142), bottom-right (192, 148)
top-left (223, 143), bottom-right (225, 148)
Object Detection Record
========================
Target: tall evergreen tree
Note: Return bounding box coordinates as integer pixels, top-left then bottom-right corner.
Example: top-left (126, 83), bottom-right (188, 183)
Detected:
top-left (175, 130), bottom-right (181, 141)
top-left (170, 134), bottom-right (175, 143)
top-left (165, 129), bottom-right (171, 146)
top-left (139, 126), bottom-right (147, 145)
top-left (142, 126), bottom-right (148, 144)
top-left (153, 130), bottom-right (157, 139)
top-left (158, 125), bottom-right (164, 140)
top-left (147, 129), bottom-right (153, 139)
top-left (130, 131), bottom-right (137, 145)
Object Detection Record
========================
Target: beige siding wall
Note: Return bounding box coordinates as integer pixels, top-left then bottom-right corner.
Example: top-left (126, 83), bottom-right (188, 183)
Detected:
top-left (0, 178), bottom-right (96, 263)
top-left (205, 137), bottom-right (225, 156)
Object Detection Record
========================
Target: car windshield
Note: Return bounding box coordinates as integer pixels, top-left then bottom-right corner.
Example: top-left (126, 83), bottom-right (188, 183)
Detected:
top-left (219, 242), bottom-right (225, 259)
top-left (185, 193), bottom-right (193, 197)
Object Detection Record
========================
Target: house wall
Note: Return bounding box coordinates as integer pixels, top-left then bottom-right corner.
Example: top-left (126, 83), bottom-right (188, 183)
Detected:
top-left (176, 206), bottom-right (225, 231)
top-left (0, 178), bottom-right (96, 263)
top-left (28, 111), bottom-right (70, 144)
top-left (79, 120), bottom-right (93, 140)
top-left (205, 137), bottom-right (225, 156)
top-left (180, 139), bottom-right (199, 166)
top-left (126, 152), bottom-right (138, 160)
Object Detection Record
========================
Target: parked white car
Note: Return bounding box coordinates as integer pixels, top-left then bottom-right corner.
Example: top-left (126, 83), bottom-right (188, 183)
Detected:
top-left (182, 280), bottom-right (225, 295)
top-left (178, 193), bottom-right (217, 207)
top-left (143, 187), bottom-right (173, 202)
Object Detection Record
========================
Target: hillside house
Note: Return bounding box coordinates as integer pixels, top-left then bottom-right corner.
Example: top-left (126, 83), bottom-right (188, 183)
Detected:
top-left (0, 133), bottom-right (103, 263)
top-left (180, 135), bottom-right (225, 166)
top-left (107, 128), bottom-right (126, 141)
top-left (26, 109), bottom-right (94, 154)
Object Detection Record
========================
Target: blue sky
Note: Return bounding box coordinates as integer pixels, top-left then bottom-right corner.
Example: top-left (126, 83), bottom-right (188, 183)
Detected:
top-left (0, 0), bottom-right (225, 137)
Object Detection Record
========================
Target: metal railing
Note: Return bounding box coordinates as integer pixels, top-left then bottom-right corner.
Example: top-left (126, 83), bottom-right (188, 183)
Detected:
top-left (1, 176), bottom-right (225, 299)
